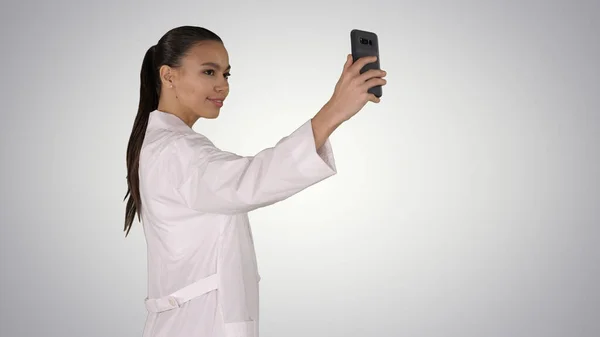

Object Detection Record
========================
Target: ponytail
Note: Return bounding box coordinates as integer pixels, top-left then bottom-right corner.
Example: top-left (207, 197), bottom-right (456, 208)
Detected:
top-left (123, 45), bottom-right (159, 237)
top-left (123, 26), bottom-right (224, 237)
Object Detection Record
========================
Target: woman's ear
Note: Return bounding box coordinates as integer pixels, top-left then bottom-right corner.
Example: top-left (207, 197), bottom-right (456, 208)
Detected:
top-left (159, 65), bottom-right (175, 89)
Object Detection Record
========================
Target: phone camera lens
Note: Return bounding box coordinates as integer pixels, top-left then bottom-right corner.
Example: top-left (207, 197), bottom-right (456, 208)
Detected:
top-left (359, 38), bottom-right (373, 45)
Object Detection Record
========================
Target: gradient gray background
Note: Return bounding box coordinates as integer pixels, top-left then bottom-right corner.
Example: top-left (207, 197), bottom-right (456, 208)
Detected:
top-left (1, 0), bottom-right (599, 336)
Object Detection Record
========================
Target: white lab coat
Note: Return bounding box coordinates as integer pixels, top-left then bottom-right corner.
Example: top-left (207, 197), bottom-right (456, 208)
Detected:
top-left (138, 110), bottom-right (337, 337)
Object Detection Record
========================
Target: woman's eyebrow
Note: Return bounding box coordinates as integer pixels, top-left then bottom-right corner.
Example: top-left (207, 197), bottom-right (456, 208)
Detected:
top-left (201, 62), bottom-right (231, 71)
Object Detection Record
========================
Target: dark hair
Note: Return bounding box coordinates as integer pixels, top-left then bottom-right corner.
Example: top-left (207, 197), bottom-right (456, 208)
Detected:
top-left (123, 26), bottom-right (223, 237)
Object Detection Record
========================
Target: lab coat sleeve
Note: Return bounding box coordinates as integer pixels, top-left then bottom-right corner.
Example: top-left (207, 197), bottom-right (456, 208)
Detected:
top-left (175, 119), bottom-right (337, 214)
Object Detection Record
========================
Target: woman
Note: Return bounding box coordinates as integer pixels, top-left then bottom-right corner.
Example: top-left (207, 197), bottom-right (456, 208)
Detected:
top-left (123, 26), bottom-right (386, 337)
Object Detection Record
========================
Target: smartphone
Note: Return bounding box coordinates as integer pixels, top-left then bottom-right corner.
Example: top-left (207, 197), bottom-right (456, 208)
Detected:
top-left (351, 29), bottom-right (382, 98)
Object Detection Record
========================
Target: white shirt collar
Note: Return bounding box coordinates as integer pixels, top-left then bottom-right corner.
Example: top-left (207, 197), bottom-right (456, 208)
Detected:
top-left (147, 109), bottom-right (195, 134)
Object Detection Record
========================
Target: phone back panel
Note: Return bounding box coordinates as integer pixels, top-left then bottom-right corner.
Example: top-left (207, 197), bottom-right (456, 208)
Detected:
top-left (351, 29), bottom-right (382, 97)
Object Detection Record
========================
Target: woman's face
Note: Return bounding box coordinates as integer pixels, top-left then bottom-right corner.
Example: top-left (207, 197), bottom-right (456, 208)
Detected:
top-left (164, 40), bottom-right (231, 121)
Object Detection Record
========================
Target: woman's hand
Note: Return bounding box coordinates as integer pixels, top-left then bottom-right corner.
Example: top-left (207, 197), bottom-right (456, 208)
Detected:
top-left (311, 54), bottom-right (387, 149)
top-left (325, 54), bottom-right (387, 123)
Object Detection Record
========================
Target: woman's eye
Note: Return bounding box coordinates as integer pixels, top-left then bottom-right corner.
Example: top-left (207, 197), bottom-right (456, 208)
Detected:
top-left (204, 69), bottom-right (230, 80)
top-left (204, 70), bottom-right (229, 79)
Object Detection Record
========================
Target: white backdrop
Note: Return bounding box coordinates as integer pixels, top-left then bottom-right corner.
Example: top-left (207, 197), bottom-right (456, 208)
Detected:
top-left (1, 0), bottom-right (599, 336)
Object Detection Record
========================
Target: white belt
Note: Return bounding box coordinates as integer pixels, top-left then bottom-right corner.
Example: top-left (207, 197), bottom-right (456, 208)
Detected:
top-left (144, 273), bottom-right (219, 313)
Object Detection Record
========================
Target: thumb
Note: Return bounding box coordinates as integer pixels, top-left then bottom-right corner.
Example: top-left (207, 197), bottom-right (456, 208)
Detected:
top-left (343, 54), bottom-right (352, 71)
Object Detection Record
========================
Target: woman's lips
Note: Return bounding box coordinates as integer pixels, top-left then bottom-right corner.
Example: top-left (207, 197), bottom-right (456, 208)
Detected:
top-left (207, 98), bottom-right (224, 107)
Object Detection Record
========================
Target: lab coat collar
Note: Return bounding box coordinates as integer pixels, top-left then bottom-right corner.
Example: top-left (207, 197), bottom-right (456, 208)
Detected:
top-left (147, 109), bottom-right (196, 134)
